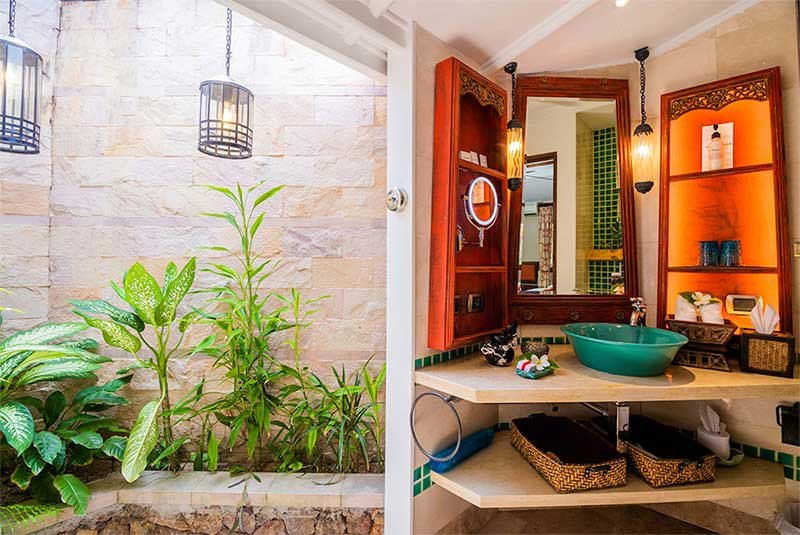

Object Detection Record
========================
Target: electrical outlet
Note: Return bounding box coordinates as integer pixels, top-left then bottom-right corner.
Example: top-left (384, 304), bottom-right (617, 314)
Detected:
top-left (794, 241), bottom-right (800, 257)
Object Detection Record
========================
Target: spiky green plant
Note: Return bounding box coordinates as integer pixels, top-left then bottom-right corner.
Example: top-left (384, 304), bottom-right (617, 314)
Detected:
top-left (195, 183), bottom-right (293, 469)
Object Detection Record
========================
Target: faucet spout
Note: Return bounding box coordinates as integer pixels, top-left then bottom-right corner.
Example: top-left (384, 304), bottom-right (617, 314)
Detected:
top-left (630, 297), bottom-right (647, 327)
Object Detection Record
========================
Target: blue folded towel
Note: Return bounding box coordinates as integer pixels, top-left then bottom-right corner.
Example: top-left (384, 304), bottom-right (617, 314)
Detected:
top-left (429, 427), bottom-right (495, 473)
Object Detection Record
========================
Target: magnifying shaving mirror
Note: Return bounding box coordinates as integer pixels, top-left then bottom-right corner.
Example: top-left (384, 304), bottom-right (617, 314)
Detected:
top-left (457, 176), bottom-right (500, 252)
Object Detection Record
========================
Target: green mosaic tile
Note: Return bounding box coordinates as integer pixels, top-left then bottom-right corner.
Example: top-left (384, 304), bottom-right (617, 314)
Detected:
top-left (422, 464), bottom-right (430, 477)
top-left (414, 466), bottom-right (422, 481)
top-left (759, 448), bottom-right (776, 462)
top-left (432, 354), bottom-right (440, 365)
top-left (414, 359), bottom-right (422, 370)
top-left (423, 356), bottom-right (431, 367)
top-left (784, 466), bottom-right (794, 479)
top-left (778, 452), bottom-right (793, 466)
top-left (413, 481), bottom-right (421, 496)
top-left (422, 476), bottom-right (431, 491)
top-left (742, 444), bottom-right (758, 457)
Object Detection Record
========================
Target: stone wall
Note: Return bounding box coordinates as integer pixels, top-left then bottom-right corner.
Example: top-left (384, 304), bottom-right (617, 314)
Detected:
top-left (34, 504), bottom-right (383, 535)
top-left (0, 0), bottom-right (386, 404)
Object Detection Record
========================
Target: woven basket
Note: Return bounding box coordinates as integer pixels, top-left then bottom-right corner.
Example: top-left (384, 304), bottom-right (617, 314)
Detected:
top-left (510, 415), bottom-right (626, 493)
top-left (625, 416), bottom-right (715, 488)
top-left (740, 329), bottom-right (796, 378)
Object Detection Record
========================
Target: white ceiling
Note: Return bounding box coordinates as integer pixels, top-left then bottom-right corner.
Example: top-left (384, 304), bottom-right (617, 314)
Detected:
top-left (389, 0), bottom-right (759, 73)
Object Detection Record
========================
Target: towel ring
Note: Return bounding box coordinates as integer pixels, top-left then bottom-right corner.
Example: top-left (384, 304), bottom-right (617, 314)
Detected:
top-left (410, 391), bottom-right (462, 462)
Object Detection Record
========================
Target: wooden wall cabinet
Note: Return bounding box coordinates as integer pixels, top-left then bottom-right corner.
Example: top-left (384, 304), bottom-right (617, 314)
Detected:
top-left (657, 67), bottom-right (793, 332)
top-left (428, 57), bottom-right (508, 351)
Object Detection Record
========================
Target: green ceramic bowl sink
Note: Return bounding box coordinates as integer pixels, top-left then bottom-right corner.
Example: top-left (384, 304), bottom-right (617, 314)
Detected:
top-left (561, 323), bottom-right (688, 377)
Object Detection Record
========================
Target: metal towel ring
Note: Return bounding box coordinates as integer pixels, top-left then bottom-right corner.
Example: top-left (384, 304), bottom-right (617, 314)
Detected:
top-left (410, 391), bottom-right (463, 462)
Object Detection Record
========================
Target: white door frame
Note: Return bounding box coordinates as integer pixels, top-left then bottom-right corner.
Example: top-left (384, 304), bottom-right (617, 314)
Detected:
top-left (215, 2), bottom-right (418, 532)
top-left (384, 43), bottom-right (416, 535)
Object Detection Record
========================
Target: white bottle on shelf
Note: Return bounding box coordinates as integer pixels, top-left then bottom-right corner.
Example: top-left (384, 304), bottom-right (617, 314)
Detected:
top-left (708, 124), bottom-right (723, 171)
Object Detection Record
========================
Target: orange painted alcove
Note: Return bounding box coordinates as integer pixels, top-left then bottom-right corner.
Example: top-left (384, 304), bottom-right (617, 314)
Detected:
top-left (657, 67), bottom-right (792, 332)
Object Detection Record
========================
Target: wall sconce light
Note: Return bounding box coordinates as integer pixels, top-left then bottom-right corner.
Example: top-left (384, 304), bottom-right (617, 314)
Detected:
top-left (633, 46), bottom-right (655, 194)
top-left (504, 61), bottom-right (524, 191)
top-left (0, 0), bottom-right (43, 154)
top-left (198, 8), bottom-right (254, 159)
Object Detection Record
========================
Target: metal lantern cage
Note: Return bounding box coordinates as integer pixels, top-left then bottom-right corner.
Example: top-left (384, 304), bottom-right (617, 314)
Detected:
top-left (1, 0), bottom-right (42, 154)
top-left (197, 76), bottom-right (254, 159)
top-left (197, 7), bottom-right (254, 160)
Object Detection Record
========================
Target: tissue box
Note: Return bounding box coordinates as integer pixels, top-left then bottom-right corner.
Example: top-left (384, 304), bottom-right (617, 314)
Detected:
top-left (739, 329), bottom-right (796, 378)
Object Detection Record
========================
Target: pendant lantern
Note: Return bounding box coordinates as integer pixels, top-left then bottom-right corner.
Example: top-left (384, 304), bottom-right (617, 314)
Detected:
top-left (633, 46), bottom-right (655, 194)
top-left (505, 61), bottom-right (524, 191)
top-left (198, 8), bottom-right (253, 159)
top-left (0, 0), bottom-right (42, 154)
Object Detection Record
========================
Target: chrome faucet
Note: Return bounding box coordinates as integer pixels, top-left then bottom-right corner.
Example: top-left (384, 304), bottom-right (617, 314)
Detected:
top-left (630, 297), bottom-right (647, 327)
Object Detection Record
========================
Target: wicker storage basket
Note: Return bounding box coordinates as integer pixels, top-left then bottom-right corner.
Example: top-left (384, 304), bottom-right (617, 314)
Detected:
top-left (740, 329), bottom-right (796, 378)
top-left (510, 415), bottom-right (626, 493)
top-left (625, 416), bottom-right (715, 488)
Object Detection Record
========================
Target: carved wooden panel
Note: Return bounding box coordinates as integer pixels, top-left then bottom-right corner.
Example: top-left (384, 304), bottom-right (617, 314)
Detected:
top-left (669, 77), bottom-right (769, 120)
top-left (460, 71), bottom-right (505, 116)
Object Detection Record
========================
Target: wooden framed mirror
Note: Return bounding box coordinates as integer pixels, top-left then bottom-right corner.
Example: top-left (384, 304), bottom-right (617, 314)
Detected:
top-left (509, 76), bottom-right (639, 324)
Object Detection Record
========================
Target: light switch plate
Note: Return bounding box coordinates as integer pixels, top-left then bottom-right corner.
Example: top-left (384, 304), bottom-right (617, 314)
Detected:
top-left (794, 241), bottom-right (800, 257)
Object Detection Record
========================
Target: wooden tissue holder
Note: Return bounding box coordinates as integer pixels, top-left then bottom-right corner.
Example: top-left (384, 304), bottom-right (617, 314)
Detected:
top-left (739, 329), bottom-right (796, 378)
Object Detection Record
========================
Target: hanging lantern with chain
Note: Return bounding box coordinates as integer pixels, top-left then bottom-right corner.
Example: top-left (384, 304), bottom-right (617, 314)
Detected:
top-left (632, 46), bottom-right (655, 194)
top-left (1, 0), bottom-right (42, 154)
top-left (198, 8), bottom-right (254, 159)
top-left (504, 61), bottom-right (524, 192)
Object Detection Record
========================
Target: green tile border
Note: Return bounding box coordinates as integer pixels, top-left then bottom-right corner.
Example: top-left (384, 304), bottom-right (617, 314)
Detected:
top-left (412, 462), bottom-right (434, 497)
top-left (415, 336), bottom-right (571, 371)
top-left (415, 343), bottom-right (480, 370)
top-left (521, 336), bottom-right (570, 346)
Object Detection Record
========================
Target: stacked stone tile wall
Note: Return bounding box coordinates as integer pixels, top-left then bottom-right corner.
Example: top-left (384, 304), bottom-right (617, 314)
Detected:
top-left (0, 0), bottom-right (386, 409)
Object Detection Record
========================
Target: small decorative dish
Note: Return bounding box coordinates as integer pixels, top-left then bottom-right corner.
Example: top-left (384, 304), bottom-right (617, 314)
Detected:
top-left (717, 447), bottom-right (745, 467)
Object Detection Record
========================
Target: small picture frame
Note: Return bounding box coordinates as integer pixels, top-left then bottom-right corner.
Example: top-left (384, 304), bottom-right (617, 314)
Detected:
top-left (469, 151), bottom-right (479, 164)
top-left (459, 150), bottom-right (471, 162)
top-left (479, 154), bottom-right (488, 168)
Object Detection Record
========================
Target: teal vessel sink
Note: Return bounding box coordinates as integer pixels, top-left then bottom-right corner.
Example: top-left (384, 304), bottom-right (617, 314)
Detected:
top-left (561, 323), bottom-right (688, 377)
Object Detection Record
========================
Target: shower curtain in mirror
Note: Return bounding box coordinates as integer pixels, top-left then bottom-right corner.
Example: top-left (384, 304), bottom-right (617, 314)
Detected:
top-left (538, 203), bottom-right (554, 291)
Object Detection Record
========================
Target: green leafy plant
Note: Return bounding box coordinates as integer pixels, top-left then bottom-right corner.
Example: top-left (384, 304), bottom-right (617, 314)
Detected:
top-left (309, 359), bottom-right (386, 474)
top-left (72, 258), bottom-right (199, 482)
top-left (0, 323), bottom-right (110, 515)
top-left (7, 376), bottom-right (131, 515)
top-left (195, 183), bottom-right (293, 469)
top-left (0, 322), bottom-right (109, 457)
top-left (269, 290), bottom-right (385, 474)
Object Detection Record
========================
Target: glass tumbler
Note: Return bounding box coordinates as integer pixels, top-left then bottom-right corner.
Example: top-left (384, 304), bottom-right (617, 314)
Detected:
top-left (699, 241), bottom-right (719, 266)
top-left (720, 240), bottom-right (742, 266)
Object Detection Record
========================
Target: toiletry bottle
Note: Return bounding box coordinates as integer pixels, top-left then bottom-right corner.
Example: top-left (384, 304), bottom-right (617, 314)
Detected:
top-left (709, 124), bottom-right (723, 171)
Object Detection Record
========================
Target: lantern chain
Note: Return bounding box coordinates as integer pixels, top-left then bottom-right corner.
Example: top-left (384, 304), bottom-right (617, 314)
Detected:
top-left (8, 0), bottom-right (16, 37)
top-left (511, 71), bottom-right (517, 120)
top-left (225, 7), bottom-right (232, 77)
top-left (638, 58), bottom-right (646, 125)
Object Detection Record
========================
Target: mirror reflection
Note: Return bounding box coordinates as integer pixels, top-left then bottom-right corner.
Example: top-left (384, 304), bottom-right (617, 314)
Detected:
top-left (518, 97), bottom-right (624, 295)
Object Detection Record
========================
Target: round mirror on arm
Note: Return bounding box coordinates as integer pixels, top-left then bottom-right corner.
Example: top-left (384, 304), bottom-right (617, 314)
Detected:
top-left (457, 176), bottom-right (499, 251)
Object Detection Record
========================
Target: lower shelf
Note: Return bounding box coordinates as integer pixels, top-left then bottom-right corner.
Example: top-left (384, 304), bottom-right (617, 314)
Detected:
top-left (430, 432), bottom-right (786, 509)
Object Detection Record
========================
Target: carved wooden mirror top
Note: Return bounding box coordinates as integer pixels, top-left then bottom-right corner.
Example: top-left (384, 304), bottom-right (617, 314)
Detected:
top-left (509, 76), bottom-right (639, 325)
